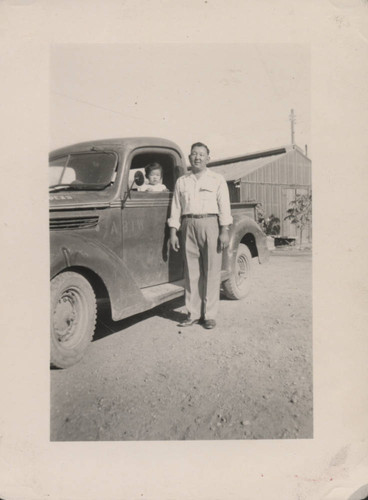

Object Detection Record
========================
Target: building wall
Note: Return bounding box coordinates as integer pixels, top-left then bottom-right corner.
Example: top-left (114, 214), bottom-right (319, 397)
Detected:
top-left (237, 149), bottom-right (312, 237)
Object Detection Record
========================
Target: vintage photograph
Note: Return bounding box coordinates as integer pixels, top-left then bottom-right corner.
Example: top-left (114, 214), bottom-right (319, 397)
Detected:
top-left (3, 0), bottom-right (368, 497)
top-left (49, 43), bottom-right (312, 441)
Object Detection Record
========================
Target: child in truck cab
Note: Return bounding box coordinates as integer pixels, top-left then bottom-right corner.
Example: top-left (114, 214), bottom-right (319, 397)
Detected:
top-left (139, 162), bottom-right (168, 192)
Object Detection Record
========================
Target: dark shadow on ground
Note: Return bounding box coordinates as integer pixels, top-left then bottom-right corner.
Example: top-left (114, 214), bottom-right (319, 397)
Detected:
top-left (93, 296), bottom-right (186, 342)
top-left (154, 298), bottom-right (188, 323)
top-left (93, 289), bottom-right (240, 342)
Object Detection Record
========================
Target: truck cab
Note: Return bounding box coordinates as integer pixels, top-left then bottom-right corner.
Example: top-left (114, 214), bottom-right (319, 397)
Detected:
top-left (50, 137), bottom-right (268, 368)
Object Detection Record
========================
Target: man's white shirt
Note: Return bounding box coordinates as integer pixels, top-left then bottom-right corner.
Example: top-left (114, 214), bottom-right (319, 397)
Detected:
top-left (168, 168), bottom-right (233, 230)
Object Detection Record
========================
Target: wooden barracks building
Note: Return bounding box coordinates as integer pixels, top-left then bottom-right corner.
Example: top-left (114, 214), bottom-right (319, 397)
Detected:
top-left (208, 144), bottom-right (312, 239)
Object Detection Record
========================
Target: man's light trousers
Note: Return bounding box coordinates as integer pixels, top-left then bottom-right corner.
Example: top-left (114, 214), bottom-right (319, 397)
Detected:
top-left (181, 217), bottom-right (222, 321)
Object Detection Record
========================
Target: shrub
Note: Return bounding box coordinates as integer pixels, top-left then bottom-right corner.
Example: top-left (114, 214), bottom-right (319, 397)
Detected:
top-left (256, 204), bottom-right (280, 236)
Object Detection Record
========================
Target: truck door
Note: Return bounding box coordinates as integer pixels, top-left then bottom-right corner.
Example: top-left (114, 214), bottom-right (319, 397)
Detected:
top-left (122, 148), bottom-right (184, 288)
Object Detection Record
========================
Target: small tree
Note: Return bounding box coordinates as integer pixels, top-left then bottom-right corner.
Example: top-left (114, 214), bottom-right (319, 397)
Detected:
top-left (284, 193), bottom-right (312, 248)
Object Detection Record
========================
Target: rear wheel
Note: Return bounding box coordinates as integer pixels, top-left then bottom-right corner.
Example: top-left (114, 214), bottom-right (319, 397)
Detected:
top-left (50, 271), bottom-right (97, 368)
top-left (222, 243), bottom-right (252, 300)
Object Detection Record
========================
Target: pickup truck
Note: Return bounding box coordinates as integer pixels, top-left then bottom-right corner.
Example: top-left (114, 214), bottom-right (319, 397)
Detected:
top-left (49, 137), bottom-right (269, 368)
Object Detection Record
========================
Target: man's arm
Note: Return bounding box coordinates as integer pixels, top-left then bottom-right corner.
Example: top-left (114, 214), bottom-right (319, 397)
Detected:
top-left (219, 225), bottom-right (230, 250)
top-left (167, 180), bottom-right (182, 252)
top-left (170, 227), bottom-right (180, 252)
top-left (217, 176), bottom-right (232, 250)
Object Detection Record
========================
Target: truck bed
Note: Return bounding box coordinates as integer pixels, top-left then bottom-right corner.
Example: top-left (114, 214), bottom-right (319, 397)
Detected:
top-left (231, 201), bottom-right (257, 220)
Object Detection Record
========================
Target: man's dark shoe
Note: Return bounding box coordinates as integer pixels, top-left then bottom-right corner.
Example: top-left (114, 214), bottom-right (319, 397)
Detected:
top-left (203, 319), bottom-right (216, 329)
top-left (178, 318), bottom-right (199, 327)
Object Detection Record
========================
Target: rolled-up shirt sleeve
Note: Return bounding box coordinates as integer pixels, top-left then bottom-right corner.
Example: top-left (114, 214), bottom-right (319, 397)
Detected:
top-left (167, 179), bottom-right (182, 230)
top-left (217, 176), bottom-right (233, 227)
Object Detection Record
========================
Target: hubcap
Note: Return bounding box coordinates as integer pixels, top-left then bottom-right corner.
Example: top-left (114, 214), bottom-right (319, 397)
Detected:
top-left (53, 289), bottom-right (82, 345)
top-left (236, 254), bottom-right (249, 287)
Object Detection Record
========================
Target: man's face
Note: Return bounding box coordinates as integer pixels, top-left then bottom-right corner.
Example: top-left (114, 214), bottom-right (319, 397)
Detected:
top-left (148, 168), bottom-right (162, 185)
top-left (189, 146), bottom-right (210, 171)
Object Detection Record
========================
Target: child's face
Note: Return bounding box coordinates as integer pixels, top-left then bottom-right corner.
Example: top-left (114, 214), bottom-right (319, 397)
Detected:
top-left (148, 168), bottom-right (162, 185)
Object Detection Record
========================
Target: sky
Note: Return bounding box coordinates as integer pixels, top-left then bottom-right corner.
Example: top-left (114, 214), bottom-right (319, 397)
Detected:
top-left (50, 43), bottom-right (310, 161)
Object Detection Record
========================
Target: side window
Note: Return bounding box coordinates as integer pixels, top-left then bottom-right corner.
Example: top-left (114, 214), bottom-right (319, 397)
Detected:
top-left (129, 152), bottom-right (176, 193)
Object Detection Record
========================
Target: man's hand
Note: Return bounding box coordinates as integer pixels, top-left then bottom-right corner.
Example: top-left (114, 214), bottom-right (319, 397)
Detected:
top-left (170, 228), bottom-right (180, 252)
top-left (218, 226), bottom-right (230, 251)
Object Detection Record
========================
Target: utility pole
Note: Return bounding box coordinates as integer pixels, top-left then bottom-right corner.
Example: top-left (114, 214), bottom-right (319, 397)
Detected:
top-left (289, 108), bottom-right (295, 145)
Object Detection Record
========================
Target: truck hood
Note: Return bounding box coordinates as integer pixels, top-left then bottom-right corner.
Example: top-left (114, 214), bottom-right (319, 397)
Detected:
top-left (49, 189), bottom-right (118, 210)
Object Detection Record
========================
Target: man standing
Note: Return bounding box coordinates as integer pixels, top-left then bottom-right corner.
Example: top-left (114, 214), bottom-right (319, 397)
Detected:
top-left (168, 142), bottom-right (232, 329)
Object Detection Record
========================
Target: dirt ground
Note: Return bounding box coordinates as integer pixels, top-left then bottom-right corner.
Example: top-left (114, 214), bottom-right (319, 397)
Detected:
top-left (50, 249), bottom-right (312, 441)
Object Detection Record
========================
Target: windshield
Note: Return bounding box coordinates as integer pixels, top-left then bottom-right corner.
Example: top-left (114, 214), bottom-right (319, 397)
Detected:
top-left (49, 152), bottom-right (117, 191)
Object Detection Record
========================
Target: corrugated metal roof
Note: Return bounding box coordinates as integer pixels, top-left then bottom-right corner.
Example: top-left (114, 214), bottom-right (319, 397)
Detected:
top-left (209, 153), bottom-right (288, 181)
top-left (208, 146), bottom-right (288, 167)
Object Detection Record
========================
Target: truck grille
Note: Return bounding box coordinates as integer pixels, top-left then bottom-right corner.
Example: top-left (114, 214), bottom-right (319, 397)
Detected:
top-left (50, 216), bottom-right (99, 230)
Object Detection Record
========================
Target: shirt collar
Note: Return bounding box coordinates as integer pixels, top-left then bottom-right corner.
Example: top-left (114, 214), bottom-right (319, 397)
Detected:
top-left (189, 167), bottom-right (209, 181)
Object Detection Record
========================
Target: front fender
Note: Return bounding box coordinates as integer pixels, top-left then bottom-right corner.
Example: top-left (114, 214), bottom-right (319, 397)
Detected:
top-left (50, 232), bottom-right (145, 321)
top-left (222, 216), bottom-right (269, 275)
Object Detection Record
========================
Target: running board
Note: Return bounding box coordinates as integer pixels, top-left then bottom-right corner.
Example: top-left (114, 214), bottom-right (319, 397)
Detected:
top-left (140, 279), bottom-right (185, 308)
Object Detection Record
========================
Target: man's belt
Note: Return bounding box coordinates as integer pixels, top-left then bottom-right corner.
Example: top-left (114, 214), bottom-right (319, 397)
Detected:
top-left (182, 213), bottom-right (218, 219)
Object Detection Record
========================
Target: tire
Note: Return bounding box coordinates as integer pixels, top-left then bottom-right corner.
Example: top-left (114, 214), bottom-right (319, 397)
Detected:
top-left (50, 271), bottom-right (97, 368)
top-left (222, 244), bottom-right (252, 300)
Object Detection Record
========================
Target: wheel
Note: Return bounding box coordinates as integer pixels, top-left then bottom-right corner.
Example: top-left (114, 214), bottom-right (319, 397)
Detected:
top-left (50, 271), bottom-right (97, 368)
top-left (222, 243), bottom-right (252, 300)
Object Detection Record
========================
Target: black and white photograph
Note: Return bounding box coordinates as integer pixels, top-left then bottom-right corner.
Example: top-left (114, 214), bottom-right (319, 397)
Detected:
top-left (1, 1), bottom-right (368, 499)
top-left (49, 43), bottom-right (312, 442)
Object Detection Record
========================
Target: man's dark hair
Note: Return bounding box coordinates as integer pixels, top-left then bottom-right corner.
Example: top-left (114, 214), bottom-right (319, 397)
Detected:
top-left (191, 142), bottom-right (210, 155)
top-left (144, 162), bottom-right (163, 178)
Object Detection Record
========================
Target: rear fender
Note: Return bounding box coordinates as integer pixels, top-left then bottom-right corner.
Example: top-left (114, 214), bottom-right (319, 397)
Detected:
top-left (222, 216), bottom-right (269, 275)
top-left (50, 233), bottom-right (145, 320)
